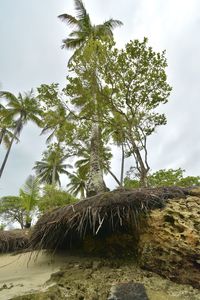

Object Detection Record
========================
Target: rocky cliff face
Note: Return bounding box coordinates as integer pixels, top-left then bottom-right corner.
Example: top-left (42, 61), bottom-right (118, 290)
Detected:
top-left (139, 190), bottom-right (200, 288)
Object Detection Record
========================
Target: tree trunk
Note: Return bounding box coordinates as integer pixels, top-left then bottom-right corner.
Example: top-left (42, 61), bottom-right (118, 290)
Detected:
top-left (0, 129), bottom-right (5, 145)
top-left (106, 167), bottom-right (121, 186)
top-left (80, 188), bottom-right (85, 199)
top-left (128, 135), bottom-right (150, 187)
top-left (120, 143), bottom-right (125, 186)
top-left (0, 121), bottom-right (21, 179)
top-left (52, 164), bottom-right (56, 185)
top-left (86, 121), bottom-right (107, 197)
top-left (0, 133), bottom-right (15, 178)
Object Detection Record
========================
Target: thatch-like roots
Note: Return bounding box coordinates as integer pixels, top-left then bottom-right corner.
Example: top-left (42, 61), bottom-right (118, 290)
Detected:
top-left (30, 187), bottom-right (190, 254)
top-left (0, 230), bottom-right (29, 253)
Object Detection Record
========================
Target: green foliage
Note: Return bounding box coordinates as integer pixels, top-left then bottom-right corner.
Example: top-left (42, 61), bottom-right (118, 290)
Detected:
top-left (19, 175), bottom-right (40, 227)
top-left (0, 196), bottom-right (25, 229)
top-left (124, 168), bottom-right (200, 188)
top-left (67, 169), bottom-right (87, 199)
top-left (64, 38), bottom-right (172, 187)
top-left (0, 175), bottom-right (40, 228)
top-left (0, 223), bottom-right (5, 231)
top-left (123, 178), bottom-right (141, 189)
top-left (33, 144), bottom-right (72, 186)
top-left (0, 90), bottom-right (42, 178)
top-left (100, 38), bottom-right (171, 185)
top-left (58, 0), bottom-right (122, 55)
top-left (37, 83), bottom-right (75, 144)
top-left (148, 168), bottom-right (184, 187)
top-left (38, 185), bottom-right (77, 213)
top-left (178, 176), bottom-right (200, 187)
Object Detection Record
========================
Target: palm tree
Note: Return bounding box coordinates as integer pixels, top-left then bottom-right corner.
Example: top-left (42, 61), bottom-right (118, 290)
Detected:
top-left (75, 143), bottom-right (121, 186)
top-left (0, 125), bottom-right (17, 147)
top-left (33, 145), bottom-right (71, 186)
top-left (0, 103), bottom-right (14, 146)
top-left (67, 169), bottom-right (87, 199)
top-left (0, 90), bottom-right (42, 178)
top-left (58, 0), bottom-right (122, 58)
top-left (41, 104), bottom-right (68, 144)
top-left (20, 175), bottom-right (40, 228)
top-left (58, 0), bottom-right (123, 196)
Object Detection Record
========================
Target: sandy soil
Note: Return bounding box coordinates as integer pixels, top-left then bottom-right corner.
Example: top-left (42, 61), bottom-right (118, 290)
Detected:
top-left (0, 251), bottom-right (65, 300)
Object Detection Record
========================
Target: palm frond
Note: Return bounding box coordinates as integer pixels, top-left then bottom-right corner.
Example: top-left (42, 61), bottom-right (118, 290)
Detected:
top-left (74, 0), bottom-right (87, 20)
top-left (0, 91), bottom-right (18, 103)
top-left (58, 13), bottom-right (78, 27)
top-left (96, 19), bottom-right (123, 39)
top-left (103, 19), bottom-right (123, 29)
top-left (61, 37), bottom-right (85, 49)
top-left (46, 130), bottom-right (56, 144)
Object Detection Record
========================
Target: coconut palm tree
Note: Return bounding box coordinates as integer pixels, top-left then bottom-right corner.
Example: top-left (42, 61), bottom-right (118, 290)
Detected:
top-left (0, 105), bottom-right (19, 147)
top-left (67, 169), bottom-right (87, 199)
top-left (0, 90), bottom-right (42, 178)
top-left (58, 0), bottom-right (122, 58)
top-left (19, 175), bottom-right (40, 228)
top-left (58, 0), bottom-right (123, 196)
top-left (41, 104), bottom-right (68, 144)
top-left (0, 103), bottom-right (13, 146)
top-left (0, 123), bottom-right (17, 147)
top-left (75, 143), bottom-right (121, 186)
top-left (33, 145), bottom-right (72, 186)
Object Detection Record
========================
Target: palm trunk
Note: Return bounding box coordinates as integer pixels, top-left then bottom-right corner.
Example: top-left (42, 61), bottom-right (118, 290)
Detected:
top-left (52, 164), bottom-right (56, 185)
top-left (80, 188), bottom-right (85, 199)
top-left (0, 133), bottom-right (15, 179)
top-left (0, 129), bottom-right (5, 145)
top-left (86, 120), bottom-right (107, 197)
top-left (106, 167), bottom-right (121, 186)
top-left (120, 143), bottom-right (125, 186)
top-left (24, 216), bottom-right (31, 229)
top-left (0, 120), bottom-right (21, 179)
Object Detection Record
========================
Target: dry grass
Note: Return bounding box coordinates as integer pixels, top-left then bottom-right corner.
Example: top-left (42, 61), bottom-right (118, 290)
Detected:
top-left (30, 187), bottom-right (190, 253)
top-left (0, 230), bottom-right (29, 253)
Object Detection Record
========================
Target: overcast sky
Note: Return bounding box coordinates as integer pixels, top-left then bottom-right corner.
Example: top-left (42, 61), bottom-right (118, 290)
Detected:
top-left (0, 0), bottom-right (200, 196)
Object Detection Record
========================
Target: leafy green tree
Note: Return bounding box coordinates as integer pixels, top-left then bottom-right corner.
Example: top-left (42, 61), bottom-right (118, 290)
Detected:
top-left (0, 196), bottom-right (25, 229)
top-left (38, 184), bottom-right (76, 213)
top-left (124, 177), bottom-right (141, 189)
top-left (178, 176), bottom-right (200, 187)
top-left (95, 38), bottom-right (172, 186)
top-left (59, 0), bottom-right (122, 196)
top-left (0, 90), bottom-right (42, 178)
top-left (66, 38), bottom-right (171, 188)
top-left (0, 175), bottom-right (40, 228)
top-left (33, 144), bottom-right (72, 186)
top-left (148, 168), bottom-right (183, 187)
top-left (124, 168), bottom-right (200, 188)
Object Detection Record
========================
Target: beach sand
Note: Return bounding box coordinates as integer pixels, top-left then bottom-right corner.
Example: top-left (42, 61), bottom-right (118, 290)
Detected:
top-left (0, 251), bottom-right (65, 300)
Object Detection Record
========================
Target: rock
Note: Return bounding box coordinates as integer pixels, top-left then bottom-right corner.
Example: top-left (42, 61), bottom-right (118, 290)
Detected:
top-left (108, 282), bottom-right (149, 300)
top-left (139, 194), bottom-right (200, 288)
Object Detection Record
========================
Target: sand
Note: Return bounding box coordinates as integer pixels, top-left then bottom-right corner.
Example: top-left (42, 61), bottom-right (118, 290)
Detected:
top-left (0, 251), bottom-right (65, 300)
